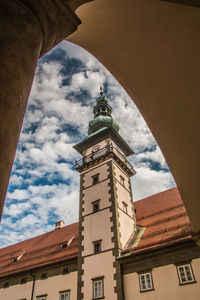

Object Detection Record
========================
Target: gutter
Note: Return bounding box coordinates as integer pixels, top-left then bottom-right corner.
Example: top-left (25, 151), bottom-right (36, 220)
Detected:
top-left (30, 271), bottom-right (36, 300)
top-left (118, 236), bottom-right (193, 260)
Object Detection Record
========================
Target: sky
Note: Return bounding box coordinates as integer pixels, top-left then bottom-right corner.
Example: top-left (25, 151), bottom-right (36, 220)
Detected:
top-left (0, 41), bottom-right (175, 248)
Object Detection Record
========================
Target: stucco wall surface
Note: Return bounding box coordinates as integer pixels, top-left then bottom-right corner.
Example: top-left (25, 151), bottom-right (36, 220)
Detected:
top-left (34, 271), bottom-right (77, 300)
top-left (83, 163), bottom-right (109, 188)
top-left (82, 251), bottom-right (117, 300)
top-left (0, 271), bottom-right (77, 300)
top-left (82, 209), bottom-right (114, 256)
top-left (0, 280), bottom-right (32, 300)
top-left (123, 259), bottom-right (200, 300)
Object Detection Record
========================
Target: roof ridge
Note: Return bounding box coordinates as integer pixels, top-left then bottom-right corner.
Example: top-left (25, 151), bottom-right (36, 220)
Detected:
top-left (0, 222), bottom-right (78, 251)
top-left (136, 187), bottom-right (178, 202)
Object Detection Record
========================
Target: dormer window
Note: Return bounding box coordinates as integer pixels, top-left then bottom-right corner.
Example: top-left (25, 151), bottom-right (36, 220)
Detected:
top-left (61, 236), bottom-right (75, 248)
top-left (12, 252), bottom-right (25, 262)
top-left (61, 242), bottom-right (68, 249)
top-left (12, 257), bottom-right (18, 262)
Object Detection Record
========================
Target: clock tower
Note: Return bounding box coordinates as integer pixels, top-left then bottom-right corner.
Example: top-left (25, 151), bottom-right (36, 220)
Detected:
top-left (74, 87), bottom-right (136, 300)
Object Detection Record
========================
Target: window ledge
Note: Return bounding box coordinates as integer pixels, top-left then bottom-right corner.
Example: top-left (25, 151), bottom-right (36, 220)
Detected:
top-left (179, 281), bottom-right (197, 286)
top-left (140, 288), bottom-right (155, 293)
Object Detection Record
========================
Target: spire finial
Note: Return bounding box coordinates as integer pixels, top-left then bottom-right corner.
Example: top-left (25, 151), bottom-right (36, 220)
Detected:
top-left (100, 83), bottom-right (103, 96)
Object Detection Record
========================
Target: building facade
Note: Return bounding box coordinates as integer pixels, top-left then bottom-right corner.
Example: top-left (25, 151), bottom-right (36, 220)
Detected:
top-left (0, 89), bottom-right (200, 300)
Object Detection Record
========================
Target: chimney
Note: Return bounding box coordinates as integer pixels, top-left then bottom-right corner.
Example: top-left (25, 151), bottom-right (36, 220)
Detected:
top-left (55, 220), bottom-right (65, 230)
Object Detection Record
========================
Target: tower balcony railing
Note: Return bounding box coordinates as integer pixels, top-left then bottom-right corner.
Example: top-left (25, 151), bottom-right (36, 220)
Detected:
top-left (73, 144), bottom-right (136, 175)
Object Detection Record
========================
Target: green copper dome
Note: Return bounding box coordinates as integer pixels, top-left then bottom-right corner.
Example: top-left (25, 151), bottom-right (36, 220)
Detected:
top-left (88, 86), bottom-right (120, 135)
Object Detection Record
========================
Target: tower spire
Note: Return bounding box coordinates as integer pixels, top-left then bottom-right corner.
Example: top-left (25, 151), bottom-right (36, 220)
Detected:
top-left (100, 83), bottom-right (103, 96)
top-left (88, 84), bottom-right (120, 134)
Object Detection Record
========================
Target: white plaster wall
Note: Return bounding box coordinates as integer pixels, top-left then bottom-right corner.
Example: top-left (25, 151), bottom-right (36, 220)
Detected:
top-left (116, 182), bottom-right (132, 215)
top-left (124, 259), bottom-right (200, 300)
top-left (83, 179), bottom-right (110, 216)
top-left (114, 164), bottom-right (130, 191)
top-left (113, 164), bottom-right (135, 248)
top-left (82, 209), bottom-right (114, 256)
top-left (0, 280), bottom-right (32, 300)
top-left (0, 271), bottom-right (77, 300)
top-left (84, 140), bottom-right (108, 156)
top-left (82, 251), bottom-right (117, 300)
top-left (83, 163), bottom-right (109, 188)
top-left (118, 208), bottom-right (135, 249)
top-left (34, 271), bottom-right (77, 300)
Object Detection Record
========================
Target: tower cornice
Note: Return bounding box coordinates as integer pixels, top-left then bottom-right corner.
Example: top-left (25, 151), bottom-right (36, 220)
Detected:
top-left (73, 126), bottom-right (134, 157)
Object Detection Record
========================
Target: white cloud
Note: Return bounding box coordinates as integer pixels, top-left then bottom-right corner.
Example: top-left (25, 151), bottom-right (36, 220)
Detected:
top-left (0, 40), bottom-right (175, 248)
top-left (7, 189), bottom-right (29, 201)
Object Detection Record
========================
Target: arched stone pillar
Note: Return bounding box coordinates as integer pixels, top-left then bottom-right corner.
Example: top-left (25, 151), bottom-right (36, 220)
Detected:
top-left (0, 0), bottom-right (90, 220)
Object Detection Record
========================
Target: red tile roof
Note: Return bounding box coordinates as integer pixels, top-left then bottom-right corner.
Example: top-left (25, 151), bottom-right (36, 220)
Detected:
top-left (122, 187), bottom-right (192, 256)
top-left (0, 187), bottom-right (192, 276)
top-left (0, 222), bottom-right (78, 278)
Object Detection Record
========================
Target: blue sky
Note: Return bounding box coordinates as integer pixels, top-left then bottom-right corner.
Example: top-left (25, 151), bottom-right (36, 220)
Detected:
top-left (0, 41), bottom-right (175, 248)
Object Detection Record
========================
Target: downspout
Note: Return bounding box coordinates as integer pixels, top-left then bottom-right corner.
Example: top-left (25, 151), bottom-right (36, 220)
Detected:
top-left (30, 271), bottom-right (36, 300)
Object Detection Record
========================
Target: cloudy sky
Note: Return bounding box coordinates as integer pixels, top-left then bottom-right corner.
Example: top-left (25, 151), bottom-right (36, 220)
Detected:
top-left (0, 41), bottom-right (175, 248)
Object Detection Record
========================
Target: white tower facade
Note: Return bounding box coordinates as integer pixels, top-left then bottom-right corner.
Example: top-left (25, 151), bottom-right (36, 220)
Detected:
top-left (74, 88), bottom-right (136, 300)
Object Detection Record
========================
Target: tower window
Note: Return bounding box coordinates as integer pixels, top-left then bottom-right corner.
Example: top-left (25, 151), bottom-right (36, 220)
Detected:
top-left (139, 272), bottom-right (154, 292)
top-left (122, 202), bottom-right (128, 214)
top-left (92, 174), bottom-right (99, 185)
top-left (93, 200), bottom-right (100, 213)
top-left (177, 264), bottom-right (195, 284)
top-left (93, 277), bottom-right (104, 299)
top-left (93, 240), bottom-right (102, 254)
top-left (120, 175), bottom-right (125, 186)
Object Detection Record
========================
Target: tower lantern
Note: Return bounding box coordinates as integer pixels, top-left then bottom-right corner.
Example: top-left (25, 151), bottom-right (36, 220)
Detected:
top-left (74, 86), bottom-right (136, 300)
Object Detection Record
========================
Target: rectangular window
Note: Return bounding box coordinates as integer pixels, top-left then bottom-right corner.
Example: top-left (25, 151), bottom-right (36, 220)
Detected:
top-left (92, 174), bottom-right (99, 185)
top-left (59, 290), bottom-right (70, 300)
top-left (139, 272), bottom-right (153, 292)
top-left (3, 282), bottom-right (9, 288)
top-left (36, 295), bottom-right (47, 300)
top-left (63, 267), bottom-right (69, 274)
top-left (93, 200), bottom-right (100, 213)
top-left (93, 277), bottom-right (104, 299)
top-left (122, 202), bottom-right (128, 213)
top-left (177, 264), bottom-right (195, 284)
top-left (120, 175), bottom-right (125, 186)
top-left (20, 278), bottom-right (26, 284)
top-left (93, 240), bottom-right (101, 254)
top-left (41, 273), bottom-right (47, 279)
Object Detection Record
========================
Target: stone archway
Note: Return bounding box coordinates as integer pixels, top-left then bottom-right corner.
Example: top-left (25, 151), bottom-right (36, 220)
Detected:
top-left (0, 0), bottom-right (200, 239)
